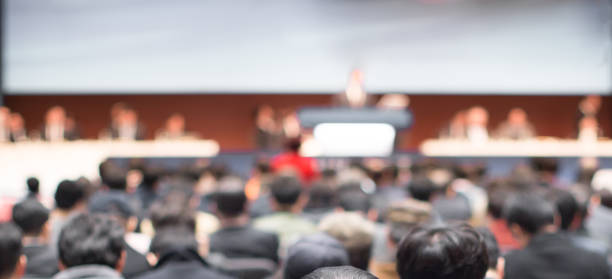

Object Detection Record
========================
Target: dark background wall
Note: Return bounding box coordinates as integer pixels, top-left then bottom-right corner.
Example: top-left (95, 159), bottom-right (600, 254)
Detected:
top-left (4, 95), bottom-right (611, 151)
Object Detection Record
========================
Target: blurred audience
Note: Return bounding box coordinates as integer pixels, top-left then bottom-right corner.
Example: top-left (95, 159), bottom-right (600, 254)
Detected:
top-left (503, 193), bottom-right (609, 279)
top-left (318, 212), bottom-right (375, 270)
top-left (304, 266), bottom-right (378, 279)
top-left (49, 180), bottom-right (87, 248)
top-left (271, 137), bottom-right (319, 184)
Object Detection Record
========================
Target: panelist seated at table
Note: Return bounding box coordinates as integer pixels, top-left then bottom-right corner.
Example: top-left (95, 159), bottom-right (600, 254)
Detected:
top-left (577, 116), bottom-right (603, 142)
top-left (440, 106), bottom-right (490, 143)
top-left (8, 112), bottom-right (28, 142)
top-left (493, 108), bottom-right (536, 140)
top-left (155, 113), bottom-right (199, 140)
top-left (0, 106), bottom-right (11, 142)
top-left (37, 106), bottom-right (80, 141)
top-left (102, 106), bottom-right (146, 140)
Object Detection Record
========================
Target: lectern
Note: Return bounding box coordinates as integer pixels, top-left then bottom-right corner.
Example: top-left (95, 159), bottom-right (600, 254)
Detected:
top-left (298, 107), bottom-right (413, 157)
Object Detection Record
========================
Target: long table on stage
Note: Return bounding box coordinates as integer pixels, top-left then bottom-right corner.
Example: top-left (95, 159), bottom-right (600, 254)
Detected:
top-left (420, 139), bottom-right (612, 157)
top-left (0, 140), bottom-right (220, 198)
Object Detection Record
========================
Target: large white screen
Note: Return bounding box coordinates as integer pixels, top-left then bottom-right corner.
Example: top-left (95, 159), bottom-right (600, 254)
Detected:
top-left (4, 0), bottom-right (611, 94)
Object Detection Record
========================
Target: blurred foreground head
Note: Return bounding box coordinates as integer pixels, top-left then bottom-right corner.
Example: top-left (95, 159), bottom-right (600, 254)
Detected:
top-left (0, 222), bottom-right (25, 279)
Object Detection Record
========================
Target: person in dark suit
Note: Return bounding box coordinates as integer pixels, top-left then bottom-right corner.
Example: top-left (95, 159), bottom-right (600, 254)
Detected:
top-left (503, 192), bottom-right (610, 279)
top-left (11, 198), bottom-right (59, 278)
top-left (208, 177), bottom-right (280, 279)
top-left (8, 113), bottom-right (28, 142)
top-left (40, 106), bottom-right (80, 141)
top-left (134, 227), bottom-right (233, 279)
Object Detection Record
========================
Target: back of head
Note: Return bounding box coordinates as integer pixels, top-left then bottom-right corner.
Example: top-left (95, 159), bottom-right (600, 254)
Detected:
top-left (12, 199), bottom-right (49, 236)
top-left (149, 195), bottom-right (196, 232)
top-left (475, 227), bottom-right (499, 270)
top-left (318, 212), bottom-right (375, 270)
top-left (396, 223), bottom-right (488, 279)
top-left (100, 162), bottom-right (128, 191)
top-left (55, 180), bottom-right (85, 210)
top-left (386, 199), bottom-right (433, 244)
top-left (58, 214), bottom-right (125, 269)
top-left (407, 177), bottom-right (437, 202)
top-left (546, 189), bottom-right (578, 231)
top-left (214, 177), bottom-right (247, 217)
top-left (503, 192), bottom-right (555, 234)
top-left (27, 177), bottom-right (40, 196)
top-left (285, 233), bottom-right (350, 279)
top-left (269, 175), bottom-right (303, 208)
top-left (88, 193), bottom-right (135, 226)
top-left (0, 222), bottom-right (23, 279)
top-left (303, 266), bottom-right (379, 279)
top-left (337, 187), bottom-right (371, 214)
top-left (306, 184), bottom-right (336, 210)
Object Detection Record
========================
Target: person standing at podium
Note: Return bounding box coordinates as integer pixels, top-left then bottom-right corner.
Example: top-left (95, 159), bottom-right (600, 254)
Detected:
top-left (334, 69), bottom-right (373, 108)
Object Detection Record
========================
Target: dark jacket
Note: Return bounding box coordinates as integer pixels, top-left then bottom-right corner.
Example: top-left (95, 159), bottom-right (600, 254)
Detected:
top-left (504, 232), bottom-right (611, 279)
top-left (23, 244), bottom-right (59, 278)
top-left (133, 249), bottom-right (234, 279)
top-left (52, 265), bottom-right (123, 279)
top-left (123, 244), bottom-right (150, 278)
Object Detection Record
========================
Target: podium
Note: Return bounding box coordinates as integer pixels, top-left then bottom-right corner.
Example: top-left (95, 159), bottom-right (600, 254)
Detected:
top-left (298, 107), bottom-right (413, 157)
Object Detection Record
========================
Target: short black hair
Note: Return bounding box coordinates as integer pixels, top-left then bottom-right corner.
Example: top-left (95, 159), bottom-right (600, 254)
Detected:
top-left (27, 177), bottom-right (40, 195)
top-left (141, 167), bottom-right (163, 189)
top-left (58, 214), bottom-right (125, 269)
top-left (102, 165), bottom-right (128, 191)
top-left (337, 188), bottom-right (371, 214)
top-left (269, 175), bottom-right (302, 206)
top-left (303, 266), bottom-right (378, 279)
top-left (530, 158), bottom-right (559, 174)
top-left (503, 192), bottom-right (555, 234)
top-left (487, 188), bottom-right (509, 219)
top-left (0, 222), bottom-right (23, 279)
top-left (149, 196), bottom-right (196, 232)
top-left (407, 177), bottom-right (437, 202)
top-left (149, 227), bottom-right (199, 255)
top-left (475, 227), bottom-right (499, 269)
top-left (396, 223), bottom-right (488, 279)
top-left (213, 178), bottom-right (247, 217)
top-left (306, 184), bottom-right (336, 210)
top-left (546, 189), bottom-right (578, 230)
top-left (12, 199), bottom-right (49, 236)
top-left (285, 233), bottom-right (350, 279)
top-left (54, 180), bottom-right (85, 210)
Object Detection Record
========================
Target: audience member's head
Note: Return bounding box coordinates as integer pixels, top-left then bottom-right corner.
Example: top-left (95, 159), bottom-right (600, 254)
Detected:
top-left (89, 193), bottom-right (136, 232)
top-left (26, 177), bottom-right (39, 198)
top-left (546, 189), bottom-right (579, 231)
top-left (407, 177), bottom-right (437, 202)
top-left (149, 196), bottom-right (196, 233)
top-left (269, 175), bottom-right (306, 212)
top-left (11, 199), bottom-right (50, 239)
top-left (475, 227), bottom-right (499, 270)
top-left (54, 180), bottom-right (86, 211)
top-left (318, 212), bottom-right (375, 270)
top-left (99, 162), bottom-right (128, 191)
top-left (213, 177), bottom-right (248, 219)
top-left (58, 214), bottom-right (125, 271)
top-left (396, 223), bottom-right (488, 279)
top-left (487, 188), bottom-right (510, 220)
top-left (303, 266), bottom-right (378, 279)
top-left (503, 192), bottom-right (556, 244)
top-left (0, 222), bottom-right (25, 279)
top-left (306, 184), bottom-right (336, 210)
top-left (337, 186), bottom-right (372, 215)
top-left (284, 233), bottom-right (350, 279)
top-left (385, 199), bottom-right (433, 245)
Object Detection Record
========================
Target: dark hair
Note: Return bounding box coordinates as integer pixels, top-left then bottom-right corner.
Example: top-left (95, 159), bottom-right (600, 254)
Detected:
top-left (303, 266), bottom-right (378, 279)
top-left (306, 184), bottom-right (336, 210)
top-left (284, 233), bottom-right (350, 279)
top-left (0, 222), bottom-right (23, 279)
top-left (546, 189), bottom-right (578, 230)
top-left (269, 175), bottom-right (302, 206)
top-left (338, 188), bottom-right (371, 214)
top-left (531, 158), bottom-right (559, 174)
top-left (407, 177), bottom-right (437, 202)
top-left (141, 167), bottom-right (163, 189)
top-left (503, 192), bottom-right (555, 234)
top-left (58, 214), bottom-right (125, 269)
top-left (102, 165), bottom-right (128, 191)
top-left (149, 227), bottom-right (199, 255)
top-left (396, 223), bottom-right (488, 279)
top-left (598, 190), bottom-right (612, 209)
top-left (27, 177), bottom-right (40, 195)
top-left (487, 188), bottom-right (509, 219)
top-left (12, 199), bottom-right (49, 235)
top-left (149, 196), bottom-right (196, 232)
top-left (54, 180), bottom-right (85, 210)
top-left (88, 193), bottom-right (135, 221)
top-left (475, 227), bottom-right (499, 269)
top-left (214, 178), bottom-right (247, 217)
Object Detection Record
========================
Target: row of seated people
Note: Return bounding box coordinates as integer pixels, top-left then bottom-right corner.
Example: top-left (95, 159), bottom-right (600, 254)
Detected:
top-left (1, 157), bottom-right (612, 279)
top-left (0, 103), bottom-right (194, 142)
top-left (439, 95), bottom-right (604, 141)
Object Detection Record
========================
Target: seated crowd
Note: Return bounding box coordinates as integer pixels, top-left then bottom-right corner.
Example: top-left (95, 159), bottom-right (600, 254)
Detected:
top-left (1, 155), bottom-right (612, 279)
